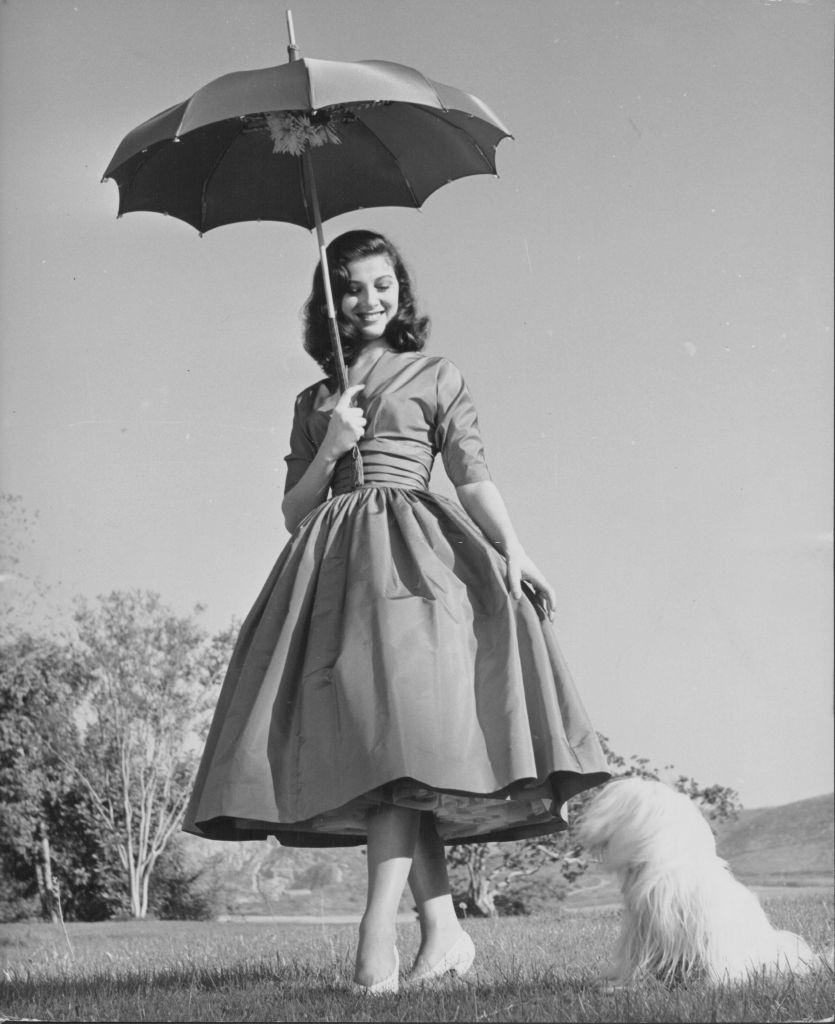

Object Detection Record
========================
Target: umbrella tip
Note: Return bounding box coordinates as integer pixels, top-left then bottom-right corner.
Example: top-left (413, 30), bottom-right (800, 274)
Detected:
top-left (286, 9), bottom-right (300, 61)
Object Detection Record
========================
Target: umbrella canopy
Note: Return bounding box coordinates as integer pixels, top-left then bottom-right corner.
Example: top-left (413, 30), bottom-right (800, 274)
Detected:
top-left (103, 21), bottom-right (512, 488)
top-left (102, 56), bottom-right (512, 233)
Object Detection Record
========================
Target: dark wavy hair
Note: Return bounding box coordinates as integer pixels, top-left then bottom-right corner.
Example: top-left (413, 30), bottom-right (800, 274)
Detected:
top-left (302, 230), bottom-right (429, 377)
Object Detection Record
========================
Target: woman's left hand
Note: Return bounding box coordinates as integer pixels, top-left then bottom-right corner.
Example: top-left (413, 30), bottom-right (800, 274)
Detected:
top-left (503, 548), bottom-right (556, 621)
top-left (454, 480), bottom-right (557, 622)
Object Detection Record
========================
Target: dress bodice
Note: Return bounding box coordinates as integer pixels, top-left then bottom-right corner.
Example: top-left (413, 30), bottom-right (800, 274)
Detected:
top-left (284, 351), bottom-right (491, 497)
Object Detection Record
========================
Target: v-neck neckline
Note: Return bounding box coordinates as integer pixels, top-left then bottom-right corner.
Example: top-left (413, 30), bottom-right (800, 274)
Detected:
top-left (347, 346), bottom-right (395, 388)
top-left (314, 349), bottom-right (399, 410)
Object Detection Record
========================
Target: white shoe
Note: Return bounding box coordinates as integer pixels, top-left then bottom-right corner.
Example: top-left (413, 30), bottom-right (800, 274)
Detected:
top-left (354, 947), bottom-right (399, 995)
top-left (410, 931), bottom-right (475, 984)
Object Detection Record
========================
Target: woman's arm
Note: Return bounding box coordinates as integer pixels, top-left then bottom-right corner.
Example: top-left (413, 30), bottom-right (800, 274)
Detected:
top-left (281, 384), bottom-right (366, 533)
top-left (456, 479), bottom-right (556, 620)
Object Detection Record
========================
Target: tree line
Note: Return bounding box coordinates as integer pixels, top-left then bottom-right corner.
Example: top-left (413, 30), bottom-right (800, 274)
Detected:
top-left (0, 590), bottom-right (236, 921)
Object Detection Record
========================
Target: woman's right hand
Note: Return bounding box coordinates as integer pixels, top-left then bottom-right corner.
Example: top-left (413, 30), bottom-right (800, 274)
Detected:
top-left (321, 384), bottom-right (366, 459)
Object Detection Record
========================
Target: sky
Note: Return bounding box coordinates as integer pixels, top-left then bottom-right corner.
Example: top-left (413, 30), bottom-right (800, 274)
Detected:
top-left (1, 0), bottom-right (832, 811)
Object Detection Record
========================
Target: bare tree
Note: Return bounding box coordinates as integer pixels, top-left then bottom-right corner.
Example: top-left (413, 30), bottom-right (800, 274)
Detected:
top-left (68, 591), bottom-right (235, 918)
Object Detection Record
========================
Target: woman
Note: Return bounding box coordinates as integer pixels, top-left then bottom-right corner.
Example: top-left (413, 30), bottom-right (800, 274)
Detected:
top-left (184, 229), bottom-right (610, 992)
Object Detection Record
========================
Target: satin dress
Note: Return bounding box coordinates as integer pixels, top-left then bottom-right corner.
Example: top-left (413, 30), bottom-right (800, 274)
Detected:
top-left (184, 351), bottom-right (609, 847)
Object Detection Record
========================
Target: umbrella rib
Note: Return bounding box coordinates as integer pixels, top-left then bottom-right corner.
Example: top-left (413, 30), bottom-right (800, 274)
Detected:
top-left (199, 125), bottom-right (245, 231)
top-left (119, 150), bottom-right (157, 208)
top-left (418, 73), bottom-right (447, 112)
top-left (303, 60), bottom-right (316, 111)
top-left (296, 155), bottom-right (313, 229)
top-left (351, 112), bottom-right (421, 207)
top-left (416, 106), bottom-right (498, 172)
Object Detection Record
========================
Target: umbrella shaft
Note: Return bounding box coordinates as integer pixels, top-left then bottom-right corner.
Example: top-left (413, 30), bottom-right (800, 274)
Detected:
top-left (325, 304), bottom-right (349, 393)
top-left (302, 150), bottom-right (350, 394)
top-left (301, 149), bottom-right (362, 486)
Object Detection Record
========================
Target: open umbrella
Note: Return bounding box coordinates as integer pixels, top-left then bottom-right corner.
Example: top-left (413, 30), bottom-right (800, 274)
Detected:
top-left (103, 12), bottom-right (512, 484)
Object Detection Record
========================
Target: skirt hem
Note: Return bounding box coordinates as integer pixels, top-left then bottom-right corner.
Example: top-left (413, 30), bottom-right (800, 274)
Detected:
top-left (182, 768), bottom-right (611, 847)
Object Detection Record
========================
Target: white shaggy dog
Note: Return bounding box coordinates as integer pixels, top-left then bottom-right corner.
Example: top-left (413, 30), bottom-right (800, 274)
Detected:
top-left (577, 778), bottom-right (815, 985)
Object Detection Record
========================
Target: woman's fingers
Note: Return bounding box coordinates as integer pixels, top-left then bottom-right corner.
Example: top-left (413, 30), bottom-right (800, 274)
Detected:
top-left (338, 387), bottom-right (366, 439)
top-left (505, 555), bottom-right (523, 600)
top-left (525, 567), bottom-right (556, 621)
top-left (323, 385), bottom-right (368, 457)
top-left (531, 573), bottom-right (556, 614)
top-left (506, 556), bottom-right (556, 621)
top-left (337, 383), bottom-right (365, 408)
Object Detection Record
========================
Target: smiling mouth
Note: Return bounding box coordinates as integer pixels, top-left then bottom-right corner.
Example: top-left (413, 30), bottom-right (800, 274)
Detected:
top-left (359, 311), bottom-right (385, 322)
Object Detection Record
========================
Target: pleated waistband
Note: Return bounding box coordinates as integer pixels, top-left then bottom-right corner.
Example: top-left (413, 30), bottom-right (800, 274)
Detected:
top-left (331, 446), bottom-right (432, 495)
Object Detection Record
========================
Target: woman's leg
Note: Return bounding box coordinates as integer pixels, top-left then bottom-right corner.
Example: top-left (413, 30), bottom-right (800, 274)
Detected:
top-left (407, 812), bottom-right (466, 973)
top-left (354, 804), bottom-right (420, 985)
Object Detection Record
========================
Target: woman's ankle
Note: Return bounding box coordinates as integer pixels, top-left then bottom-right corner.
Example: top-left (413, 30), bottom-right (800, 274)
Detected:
top-left (355, 916), bottom-right (399, 984)
top-left (416, 917), bottom-right (463, 953)
top-left (358, 914), bottom-right (396, 946)
top-left (415, 894), bottom-right (460, 936)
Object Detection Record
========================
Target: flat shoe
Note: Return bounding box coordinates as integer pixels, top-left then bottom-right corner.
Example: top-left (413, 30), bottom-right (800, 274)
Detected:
top-left (353, 947), bottom-right (399, 995)
top-left (410, 931), bottom-right (475, 984)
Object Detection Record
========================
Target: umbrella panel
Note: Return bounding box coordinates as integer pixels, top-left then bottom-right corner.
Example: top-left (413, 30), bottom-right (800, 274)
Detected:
top-left (113, 121), bottom-right (242, 230)
top-left (203, 128), bottom-right (312, 231)
top-left (350, 103), bottom-right (503, 192)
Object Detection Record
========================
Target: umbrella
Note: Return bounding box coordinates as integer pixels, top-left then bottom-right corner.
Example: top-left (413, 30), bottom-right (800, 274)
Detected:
top-left (103, 11), bottom-right (512, 483)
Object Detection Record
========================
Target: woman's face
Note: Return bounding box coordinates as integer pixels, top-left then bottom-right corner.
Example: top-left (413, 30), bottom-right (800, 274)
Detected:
top-left (339, 255), bottom-right (400, 342)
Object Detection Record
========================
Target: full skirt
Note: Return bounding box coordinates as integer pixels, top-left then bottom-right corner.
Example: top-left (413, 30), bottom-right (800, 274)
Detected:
top-left (183, 487), bottom-right (610, 846)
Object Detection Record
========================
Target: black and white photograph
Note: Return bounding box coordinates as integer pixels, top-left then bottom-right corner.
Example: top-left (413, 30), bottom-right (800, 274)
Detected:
top-left (1, 1), bottom-right (832, 1020)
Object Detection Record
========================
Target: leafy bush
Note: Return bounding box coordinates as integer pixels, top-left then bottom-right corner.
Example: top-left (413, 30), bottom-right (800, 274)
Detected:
top-left (292, 860), bottom-right (343, 891)
top-left (147, 843), bottom-right (215, 921)
top-left (0, 864), bottom-right (40, 922)
top-left (492, 892), bottom-right (530, 916)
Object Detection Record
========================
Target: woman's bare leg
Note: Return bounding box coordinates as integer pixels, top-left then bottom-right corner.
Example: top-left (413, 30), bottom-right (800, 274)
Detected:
top-left (407, 812), bottom-right (466, 974)
top-left (354, 804), bottom-right (420, 985)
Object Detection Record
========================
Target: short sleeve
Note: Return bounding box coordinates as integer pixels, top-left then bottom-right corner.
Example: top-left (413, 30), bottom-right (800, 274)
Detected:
top-left (283, 390), bottom-right (317, 495)
top-left (434, 360), bottom-right (492, 487)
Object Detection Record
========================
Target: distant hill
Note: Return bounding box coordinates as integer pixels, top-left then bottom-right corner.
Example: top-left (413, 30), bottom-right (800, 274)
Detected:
top-left (175, 792), bottom-right (833, 918)
top-left (715, 792), bottom-right (833, 886)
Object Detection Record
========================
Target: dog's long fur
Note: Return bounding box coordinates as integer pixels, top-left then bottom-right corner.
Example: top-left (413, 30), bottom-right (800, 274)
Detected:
top-left (578, 778), bottom-right (815, 984)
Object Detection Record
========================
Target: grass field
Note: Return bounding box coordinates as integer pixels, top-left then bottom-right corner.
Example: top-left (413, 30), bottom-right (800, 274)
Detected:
top-left (1, 891), bottom-right (832, 1022)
